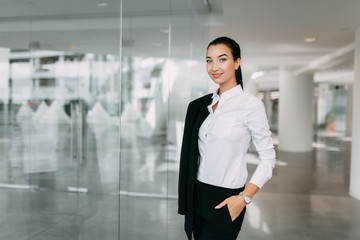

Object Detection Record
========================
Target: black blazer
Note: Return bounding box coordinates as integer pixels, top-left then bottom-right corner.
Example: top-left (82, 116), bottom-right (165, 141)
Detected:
top-left (178, 93), bottom-right (213, 240)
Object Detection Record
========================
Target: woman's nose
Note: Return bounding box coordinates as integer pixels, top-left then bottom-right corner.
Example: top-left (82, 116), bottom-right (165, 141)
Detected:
top-left (212, 62), bottom-right (219, 71)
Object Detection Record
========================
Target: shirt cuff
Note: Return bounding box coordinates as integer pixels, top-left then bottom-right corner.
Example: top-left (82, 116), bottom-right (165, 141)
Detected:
top-left (249, 172), bottom-right (270, 189)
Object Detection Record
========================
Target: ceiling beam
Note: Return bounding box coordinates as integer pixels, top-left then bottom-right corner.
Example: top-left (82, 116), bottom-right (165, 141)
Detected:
top-left (295, 42), bottom-right (355, 75)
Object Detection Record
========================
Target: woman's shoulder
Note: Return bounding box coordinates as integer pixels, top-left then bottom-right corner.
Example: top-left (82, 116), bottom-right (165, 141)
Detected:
top-left (239, 91), bottom-right (266, 115)
top-left (188, 93), bottom-right (213, 106)
top-left (238, 90), bottom-right (262, 104)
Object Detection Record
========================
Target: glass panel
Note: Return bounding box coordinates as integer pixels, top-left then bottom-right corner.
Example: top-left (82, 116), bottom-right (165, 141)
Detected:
top-left (166, 3), bottom-right (211, 239)
top-left (317, 84), bottom-right (348, 137)
top-left (119, 1), bottom-right (171, 239)
top-left (119, 0), bottom-right (210, 239)
top-left (0, 0), bottom-right (211, 239)
top-left (0, 1), bottom-right (121, 239)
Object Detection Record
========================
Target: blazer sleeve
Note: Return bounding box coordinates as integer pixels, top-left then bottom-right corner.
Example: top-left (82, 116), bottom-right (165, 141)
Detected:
top-left (178, 101), bottom-right (196, 215)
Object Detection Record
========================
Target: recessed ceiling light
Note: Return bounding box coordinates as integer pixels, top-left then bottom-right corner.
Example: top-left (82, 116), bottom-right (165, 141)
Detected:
top-left (96, 1), bottom-right (108, 7)
top-left (303, 37), bottom-right (316, 43)
top-left (251, 71), bottom-right (264, 80)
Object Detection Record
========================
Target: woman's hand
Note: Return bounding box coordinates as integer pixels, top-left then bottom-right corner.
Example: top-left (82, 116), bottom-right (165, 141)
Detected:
top-left (215, 195), bottom-right (246, 222)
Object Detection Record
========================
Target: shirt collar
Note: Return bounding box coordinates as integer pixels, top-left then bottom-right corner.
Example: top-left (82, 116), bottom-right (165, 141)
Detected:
top-left (211, 84), bottom-right (242, 102)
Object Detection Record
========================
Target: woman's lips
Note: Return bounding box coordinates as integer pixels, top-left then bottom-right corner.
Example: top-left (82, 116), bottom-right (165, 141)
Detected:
top-left (212, 73), bottom-right (223, 79)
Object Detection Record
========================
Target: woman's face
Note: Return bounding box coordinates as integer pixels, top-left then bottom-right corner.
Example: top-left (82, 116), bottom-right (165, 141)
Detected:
top-left (206, 43), bottom-right (240, 88)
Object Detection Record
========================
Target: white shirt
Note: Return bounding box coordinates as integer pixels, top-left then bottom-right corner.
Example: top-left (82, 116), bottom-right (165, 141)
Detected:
top-left (197, 85), bottom-right (276, 189)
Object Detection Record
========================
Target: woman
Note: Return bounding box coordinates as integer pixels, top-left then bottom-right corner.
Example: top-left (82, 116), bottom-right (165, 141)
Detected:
top-left (178, 36), bottom-right (276, 240)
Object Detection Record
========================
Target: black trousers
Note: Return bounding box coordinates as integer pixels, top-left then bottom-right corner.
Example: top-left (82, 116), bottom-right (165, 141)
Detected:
top-left (193, 180), bottom-right (246, 240)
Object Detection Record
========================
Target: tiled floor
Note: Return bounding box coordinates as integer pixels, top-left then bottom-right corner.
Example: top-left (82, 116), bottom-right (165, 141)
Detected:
top-left (0, 118), bottom-right (360, 239)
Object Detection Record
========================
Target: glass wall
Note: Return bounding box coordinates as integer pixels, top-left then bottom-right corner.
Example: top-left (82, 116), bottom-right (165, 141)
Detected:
top-left (0, 0), bottom-right (210, 239)
top-left (119, 1), bottom-right (210, 239)
top-left (0, 0), bottom-right (122, 238)
top-left (316, 84), bottom-right (348, 137)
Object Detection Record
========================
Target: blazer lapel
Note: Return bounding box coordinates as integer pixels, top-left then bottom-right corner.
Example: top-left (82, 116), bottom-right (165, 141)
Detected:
top-left (193, 95), bottom-right (212, 133)
top-left (190, 94), bottom-right (212, 163)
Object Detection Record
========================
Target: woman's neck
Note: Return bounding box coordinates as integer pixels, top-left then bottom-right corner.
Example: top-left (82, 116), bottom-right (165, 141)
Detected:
top-left (218, 80), bottom-right (238, 96)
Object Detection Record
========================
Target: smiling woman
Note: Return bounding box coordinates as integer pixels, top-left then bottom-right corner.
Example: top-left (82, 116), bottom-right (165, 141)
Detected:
top-left (178, 36), bottom-right (276, 240)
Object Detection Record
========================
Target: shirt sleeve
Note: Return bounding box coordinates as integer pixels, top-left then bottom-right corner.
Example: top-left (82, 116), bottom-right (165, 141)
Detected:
top-left (245, 97), bottom-right (276, 188)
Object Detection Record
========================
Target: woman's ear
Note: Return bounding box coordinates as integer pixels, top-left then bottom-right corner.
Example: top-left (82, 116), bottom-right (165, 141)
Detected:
top-left (235, 58), bottom-right (241, 70)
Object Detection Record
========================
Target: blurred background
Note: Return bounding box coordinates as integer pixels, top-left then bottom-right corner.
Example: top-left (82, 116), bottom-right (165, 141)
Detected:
top-left (0, 0), bottom-right (359, 239)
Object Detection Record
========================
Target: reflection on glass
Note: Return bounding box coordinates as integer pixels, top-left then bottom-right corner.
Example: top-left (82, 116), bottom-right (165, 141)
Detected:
top-left (317, 84), bottom-right (347, 137)
top-left (0, 0), bottom-right (213, 238)
top-left (1, 48), bottom-right (121, 239)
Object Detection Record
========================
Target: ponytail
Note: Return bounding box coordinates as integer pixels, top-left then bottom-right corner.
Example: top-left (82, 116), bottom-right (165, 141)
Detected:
top-left (236, 66), bottom-right (243, 88)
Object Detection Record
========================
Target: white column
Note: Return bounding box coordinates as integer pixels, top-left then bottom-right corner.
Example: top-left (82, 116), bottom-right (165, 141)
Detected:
top-left (346, 84), bottom-right (353, 137)
top-left (263, 91), bottom-right (273, 120)
top-left (278, 68), bottom-right (313, 152)
top-left (0, 48), bottom-right (10, 102)
top-left (0, 48), bottom-right (10, 124)
top-left (350, 28), bottom-right (360, 199)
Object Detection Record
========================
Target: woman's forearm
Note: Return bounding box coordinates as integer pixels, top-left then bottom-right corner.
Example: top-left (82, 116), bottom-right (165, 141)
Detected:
top-left (242, 183), bottom-right (260, 199)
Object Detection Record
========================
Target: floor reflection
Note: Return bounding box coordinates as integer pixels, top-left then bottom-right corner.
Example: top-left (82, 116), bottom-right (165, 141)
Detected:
top-left (0, 111), bottom-right (360, 239)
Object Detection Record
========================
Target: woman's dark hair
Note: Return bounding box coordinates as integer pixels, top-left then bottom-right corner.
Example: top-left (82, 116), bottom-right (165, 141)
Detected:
top-left (207, 36), bottom-right (243, 88)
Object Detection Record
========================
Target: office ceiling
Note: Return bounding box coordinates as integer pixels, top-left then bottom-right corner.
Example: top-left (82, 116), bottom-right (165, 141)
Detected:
top-left (0, 0), bottom-right (359, 87)
top-left (212, 0), bottom-right (359, 73)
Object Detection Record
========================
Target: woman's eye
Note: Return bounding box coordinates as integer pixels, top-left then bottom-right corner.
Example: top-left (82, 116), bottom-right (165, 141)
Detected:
top-left (219, 58), bottom-right (227, 62)
top-left (206, 59), bottom-right (212, 63)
